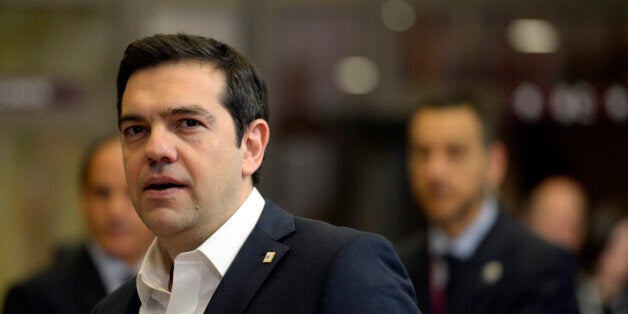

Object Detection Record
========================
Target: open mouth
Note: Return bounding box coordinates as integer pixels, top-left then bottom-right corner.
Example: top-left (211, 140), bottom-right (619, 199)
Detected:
top-left (144, 182), bottom-right (186, 191)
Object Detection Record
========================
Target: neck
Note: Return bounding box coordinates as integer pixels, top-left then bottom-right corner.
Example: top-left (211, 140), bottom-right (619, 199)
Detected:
top-left (440, 198), bottom-right (484, 238)
top-left (120, 254), bottom-right (143, 269)
top-left (159, 226), bottom-right (217, 260)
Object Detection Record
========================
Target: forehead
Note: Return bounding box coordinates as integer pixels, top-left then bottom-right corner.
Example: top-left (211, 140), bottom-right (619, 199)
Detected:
top-left (88, 140), bottom-right (123, 177)
top-left (534, 180), bottom-right (586, 204)
top-left (121, 61), bottom-right (225, 113)
top-left (409, 106), bottom-right (485, 144)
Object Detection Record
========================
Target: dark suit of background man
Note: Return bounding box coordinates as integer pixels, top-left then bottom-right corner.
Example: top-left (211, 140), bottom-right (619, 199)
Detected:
top-left (396, 92), bottom-right (578, 314)
top-left (92, 33), bottom-right (419, 313)
top-left (3, 136), bottom-right (155, 314)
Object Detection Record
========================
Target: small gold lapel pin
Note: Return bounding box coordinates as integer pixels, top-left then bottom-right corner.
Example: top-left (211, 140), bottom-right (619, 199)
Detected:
top-left (263, 252), bottom-right (276, 263)
top-left (482, 260), bottom-right (503, 285)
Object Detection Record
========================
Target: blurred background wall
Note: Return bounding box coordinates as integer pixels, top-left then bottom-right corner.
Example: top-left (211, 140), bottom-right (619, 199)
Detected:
top-left (0, 0), bottom-right (626, 303)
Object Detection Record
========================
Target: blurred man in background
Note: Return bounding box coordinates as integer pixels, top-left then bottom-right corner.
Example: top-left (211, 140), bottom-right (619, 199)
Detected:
top-left (3, 135), bottom-right (154, 314)
top-left (397, 91), bottom-right (578, 314)
top-left (524, 175), bottom-right (588, 254)
top-left (578, 202), bottom-right (628, 314)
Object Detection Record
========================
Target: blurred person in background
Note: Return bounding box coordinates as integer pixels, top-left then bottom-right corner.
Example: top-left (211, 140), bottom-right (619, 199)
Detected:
top-left (578, 202), bottom-right (628, 314)
top-left (3, 135), bottom-right (155, 314)
top-left (396, 91), bottom-right (579, 314)
top-left (523, 175), bottom-right (588, 254)
top-left (91, 33), bottom-right (419, 313)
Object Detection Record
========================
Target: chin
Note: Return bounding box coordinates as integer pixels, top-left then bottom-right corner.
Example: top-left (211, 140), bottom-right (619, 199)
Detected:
top-left (103, 243), bottom-right (129, 257)
top-left (143, 215), bottom-right (190, 238)
top-left (424, 202), bottom-right (455, 217)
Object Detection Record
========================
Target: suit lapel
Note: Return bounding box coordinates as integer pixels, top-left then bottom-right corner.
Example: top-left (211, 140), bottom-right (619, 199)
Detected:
top-left (76, 245), bottom-right (108, 310)
top-left (410, 233), bottom-right (431, 313)
top-left (205, 202), bottom-right (294, 313)
top-left (451, 211), bottom-right (508, 313)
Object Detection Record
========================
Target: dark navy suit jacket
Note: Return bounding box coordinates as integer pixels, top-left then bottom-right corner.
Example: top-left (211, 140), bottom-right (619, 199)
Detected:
top-left (397, 210), bottom-right (579, 314)
top-left (91, 201), bottom-right (420, 313)
top-left (3, 245), bottom-right (107, 314)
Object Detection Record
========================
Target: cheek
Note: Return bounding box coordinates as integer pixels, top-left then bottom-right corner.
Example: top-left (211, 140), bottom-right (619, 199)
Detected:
top-left (408, 161), bottom-right (426, 183)
top-left (123, 161), bottom-right (143, 190)
top-left (460, 157), bottom-right (488, 185)
top-left (124, 157), bottom-right (139, 174)
top-left (123, 149), bottom-right (142, 173)
top-left (87, 206), bottom-right (108, 230)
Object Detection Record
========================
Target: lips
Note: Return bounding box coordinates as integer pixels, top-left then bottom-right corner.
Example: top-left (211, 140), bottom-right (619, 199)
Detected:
top-left (143, 176), bottom-right (187, 191)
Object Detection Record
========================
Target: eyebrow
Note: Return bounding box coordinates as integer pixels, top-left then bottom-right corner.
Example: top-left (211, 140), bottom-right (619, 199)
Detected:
top-left (118, 114), bottom-right (143, 130)
top-left (168, 105), bottom-right (215, 121)
top-left (118, 105), bottom-right (216, 129)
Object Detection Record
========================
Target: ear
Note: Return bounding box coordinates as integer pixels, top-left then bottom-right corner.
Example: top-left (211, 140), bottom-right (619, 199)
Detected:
top-left (241, 119), bottom-right (270, 178)
top-left (486, 141), bottom-right (507, 189)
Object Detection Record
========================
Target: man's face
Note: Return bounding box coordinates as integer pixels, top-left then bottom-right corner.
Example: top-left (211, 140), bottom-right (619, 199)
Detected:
top-left (407, 107), bottom-right (491, 226)
top-left (119, 61), bottom-right (250, 240)
top-left (527, 178), bottom-right (587, 253)
top-left (81, 139), bottom-right (154, 264)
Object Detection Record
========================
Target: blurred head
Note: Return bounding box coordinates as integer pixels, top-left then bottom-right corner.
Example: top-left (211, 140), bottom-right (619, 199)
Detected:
top-left (80, 136), bottom-right (154, 266)
top-left (406, 92), bottom-right (506, 236)
top-left (525, 175), bottom-right (588, 253)
top-left (116, 33), bottom-right (269, 185)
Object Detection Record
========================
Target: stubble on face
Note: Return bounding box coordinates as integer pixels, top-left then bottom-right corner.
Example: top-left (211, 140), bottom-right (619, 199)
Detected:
top-left (407, 107), bottom-right (489, 236)
top-left (120, 61), bottom-right (248, 256)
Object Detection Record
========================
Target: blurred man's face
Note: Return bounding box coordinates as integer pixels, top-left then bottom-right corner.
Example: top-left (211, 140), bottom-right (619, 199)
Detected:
top-left (407, 107), bottom-right (492, 231)
top-left (82, 139), bottom-right (154, 265)
top-left (527, 177), bottom-right (587, 253)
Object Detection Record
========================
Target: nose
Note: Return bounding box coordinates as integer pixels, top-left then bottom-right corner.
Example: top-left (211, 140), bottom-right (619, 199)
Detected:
top-left (145, 125), bottom-right (177, 164)
top-left (424, 152), bottom-right (448, 180)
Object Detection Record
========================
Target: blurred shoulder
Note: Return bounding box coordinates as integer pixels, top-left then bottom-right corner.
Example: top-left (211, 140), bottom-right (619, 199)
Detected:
top-left (494, 210), bottom-right (578, 274)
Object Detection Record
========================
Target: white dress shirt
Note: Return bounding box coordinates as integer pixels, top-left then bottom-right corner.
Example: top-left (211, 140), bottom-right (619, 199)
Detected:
top-left (137, 188), bottom-right (265, 314)
top-left (428, 196), bottom-right (498, 289)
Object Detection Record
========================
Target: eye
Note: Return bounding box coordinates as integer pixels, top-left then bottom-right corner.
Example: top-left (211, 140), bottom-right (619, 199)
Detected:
top-left (123, 125), bottom-right (149, 137)
top-left (447, 145), bottom-right (467, 161)
top-left (180, 119), bottom-right (202, 128)
top-left (409, 145), bottom-right (429, 162)
top-left (91, 186), bottom-right (111, 199)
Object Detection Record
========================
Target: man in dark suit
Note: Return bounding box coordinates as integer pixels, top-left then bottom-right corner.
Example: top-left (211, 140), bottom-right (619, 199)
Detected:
top-left (3, 245), bottom-right (106, 314)
top-left (397, 92), bottom-right (578, 314)
top-left (92, 33), bottom-right (419, 313)
top-left (3, 136), bottom-right (155, 314)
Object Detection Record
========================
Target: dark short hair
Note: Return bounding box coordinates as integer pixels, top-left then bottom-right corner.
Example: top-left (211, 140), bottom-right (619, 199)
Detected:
top-left (410, 89), bottom-right (501, 144)
top-left (116, 33), bottom-right (269, 184)
top-left (79, 134), bottom-right (119, 188)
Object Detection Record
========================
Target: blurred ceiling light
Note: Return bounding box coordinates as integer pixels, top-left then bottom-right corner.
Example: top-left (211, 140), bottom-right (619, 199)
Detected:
top-left (605, 84), bottom-right (628, 123)
top-left (333, 56), bottom-right (380, 95)
top-left (512, 82), bottom-right (544, 122)
top-left (0, 76), bottom-right (54, 111)
top-left (549, 82), bottom-right (596, 125)
top-left (381, 0), bottom-right (416, 32)
top-left (507, 19), bottom-right (560, 53)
